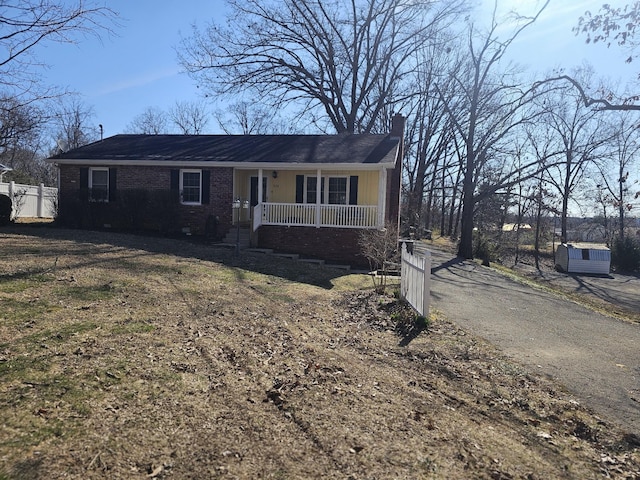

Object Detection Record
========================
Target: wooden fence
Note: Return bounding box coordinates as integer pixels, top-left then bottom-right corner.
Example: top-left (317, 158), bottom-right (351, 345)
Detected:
top-left (0, 181), bottom-right (57, 219)
top-left (400, 242), bottom-right (431, 317)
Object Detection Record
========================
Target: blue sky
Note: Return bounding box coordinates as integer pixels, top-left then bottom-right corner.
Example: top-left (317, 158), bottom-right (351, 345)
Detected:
top-left (34, 0), bottom-right (639, 137)
top-left (37, 0), bottom-right (225, 137)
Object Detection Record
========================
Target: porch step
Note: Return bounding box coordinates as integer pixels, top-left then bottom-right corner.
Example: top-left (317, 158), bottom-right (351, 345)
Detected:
top-left (273, 253), bottom-right (300, 260)
top-left (245, 248), bottom-right (274, 254)
top-left (222, 227), bottom-right (251, 249)
top-left (298, 258), bottom-right (325, 266)
top-left (326, 263), bottom-right (351, 271)
top-left (250, 249), bottom-right (352, 271)
top-left (242, 245), bottom-right (352, 271)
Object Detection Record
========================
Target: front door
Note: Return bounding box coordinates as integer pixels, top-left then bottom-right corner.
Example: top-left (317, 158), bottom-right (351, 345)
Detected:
top-left (250, 176), bottom-right (267, 206)
top-left (250, 176), bottom-right (267, 220)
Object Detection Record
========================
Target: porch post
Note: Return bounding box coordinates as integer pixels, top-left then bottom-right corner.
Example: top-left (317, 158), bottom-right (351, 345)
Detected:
top-left (232, 169), bottom-right (237, 225)
top-left (257, 168), bottom-right (264, 225)
top-left (258, 168), bottom-right (264, 205)
top-left (378, 167), bottom-right (387, 228)
top-left (315, 168), bottom-right (321, 227)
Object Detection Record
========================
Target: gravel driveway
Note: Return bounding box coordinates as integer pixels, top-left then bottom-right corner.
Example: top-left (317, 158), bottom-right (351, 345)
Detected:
top-left (425, 247), bottom-right (640, 435)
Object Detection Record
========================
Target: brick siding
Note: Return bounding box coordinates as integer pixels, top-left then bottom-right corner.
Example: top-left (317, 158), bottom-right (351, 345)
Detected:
top-left (257, 225), bottom-right (368, 267)
top-left (58, 165), bottom-right (234, 238)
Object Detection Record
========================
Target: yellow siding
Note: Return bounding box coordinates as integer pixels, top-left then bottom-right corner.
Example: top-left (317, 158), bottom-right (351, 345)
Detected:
top-left (356, 170), bottom-right (378, 205)
top-left (271, 170), bottom-right (295, 203)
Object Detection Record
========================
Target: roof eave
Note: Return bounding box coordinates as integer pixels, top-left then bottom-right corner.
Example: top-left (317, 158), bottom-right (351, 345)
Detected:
top-left (47, 159), bottom-right (397, 170)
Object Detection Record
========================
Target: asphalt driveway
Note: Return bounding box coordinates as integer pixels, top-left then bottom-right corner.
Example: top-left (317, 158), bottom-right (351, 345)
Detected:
top-left (425, 248), bottom-right (640, 435)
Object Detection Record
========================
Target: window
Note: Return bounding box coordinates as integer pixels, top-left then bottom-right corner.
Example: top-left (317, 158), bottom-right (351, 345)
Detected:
top-left (180, 169), bottom-right (201, 204)
top-left (305, 176), bottom-right (347, 204)
top-left (297, 174), bottom-right (357, 205)
top-left (305, 176), bottom-right (324, 204)
top-left (89, 167), bottom-right (109, 202)
top-left (328, 177), bottom-right (347, 205)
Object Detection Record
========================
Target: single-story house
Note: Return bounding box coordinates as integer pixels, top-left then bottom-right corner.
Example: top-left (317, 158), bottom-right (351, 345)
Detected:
top-left (47, 114), bottom-right (405, 265)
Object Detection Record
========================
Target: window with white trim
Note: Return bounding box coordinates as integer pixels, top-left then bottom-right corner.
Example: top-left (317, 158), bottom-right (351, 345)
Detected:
top-left (89, 167), bottom-right (109, 202)
top-left (328, 177), bottom-right (347, 205)
top-left (305, 176), bottom-right (324, 203)
top-left (180, 169), bottom-right (202, 204)
top-left (305, 175), bottom-right (348, 204)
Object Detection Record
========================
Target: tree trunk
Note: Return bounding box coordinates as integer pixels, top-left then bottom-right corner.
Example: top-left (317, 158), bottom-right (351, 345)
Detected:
top-left (458, 174), bottom-right (475, 259)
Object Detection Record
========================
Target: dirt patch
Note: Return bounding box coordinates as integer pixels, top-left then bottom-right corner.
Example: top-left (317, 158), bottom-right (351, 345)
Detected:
top-left (0, 226), bottom-right (639, 479)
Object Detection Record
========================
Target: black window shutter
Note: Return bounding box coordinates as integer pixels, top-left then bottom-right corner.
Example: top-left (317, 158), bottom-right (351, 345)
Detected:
top-left (295, 175), bottom-right (304, 203)
top-left (79, 167), bottom-right (89, 201)
top-left (109, 168), bottom-right (117, 202)
top-left (170, 169), bottom-right (180, 202)
top-left (201, 170), bottom-right (210, 204)
top-left (349, 176), bottom-right (358, 205)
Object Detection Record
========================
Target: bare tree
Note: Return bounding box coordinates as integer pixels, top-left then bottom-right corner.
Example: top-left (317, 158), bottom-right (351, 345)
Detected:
top-left (126, 107), bottom-right (169, 135)
top-left (0, 97), bottom-right (40, 154)
top-left (525, 123), bottom-right (562, 268)
top-left (169, 100), bottom-right (210, 134)
top-left (52, 97), bottom-right (99, 150)
top-left (542, 74), bottom-right (640, 112)
top-left (0, 2), bottom-right (115, 185)
top-left (0, 97), bottom-right (58, 185)
top-left (437, 0), bottom-right (553, 259)
top-left (402, 38), bottom-right (459, 233)
top-left (178, 0), bottom-right (466, 134)
top-left (0, 1), bottom-right (117, 100)
top-left (216, 101), bottom-right (298, 134)
top-left (539, 68), bottom-right (613, 242)
top-left (593, 112), bottom-right (640, 239)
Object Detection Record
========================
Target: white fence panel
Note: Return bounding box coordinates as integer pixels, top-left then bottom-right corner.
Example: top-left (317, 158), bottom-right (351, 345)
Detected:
top-left (401, 243), bottom-right (431, 317)
top-left (0, 182), bottom-right (57, 218)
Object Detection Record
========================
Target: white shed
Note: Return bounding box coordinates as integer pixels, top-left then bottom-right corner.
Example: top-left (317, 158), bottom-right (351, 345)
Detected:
top-left (555, 243), bottom-right (611, 274)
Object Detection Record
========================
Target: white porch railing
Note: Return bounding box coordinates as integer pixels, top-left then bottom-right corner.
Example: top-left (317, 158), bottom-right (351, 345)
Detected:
top-left (253, 202), bottom-right (378, 230)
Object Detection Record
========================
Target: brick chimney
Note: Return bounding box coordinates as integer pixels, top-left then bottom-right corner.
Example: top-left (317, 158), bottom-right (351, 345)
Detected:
top-left (386, 112), bottom-right (405, 232)
top-left (390, 113), bottom-right (405, 139)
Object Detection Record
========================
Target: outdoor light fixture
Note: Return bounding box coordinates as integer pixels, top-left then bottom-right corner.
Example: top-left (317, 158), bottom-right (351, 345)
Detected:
top-left (272, 171), bottom-right (278, 179)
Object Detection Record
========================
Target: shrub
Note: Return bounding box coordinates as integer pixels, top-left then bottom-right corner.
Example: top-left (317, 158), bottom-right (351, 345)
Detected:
top-left (611, 235), bottom-right (640, 273)
top-left (358, 223), bottom-right (399, 293)
top-left (0, 194), bottom-right (12, 226)
top-left (414, 314), bottom-right (430, 330)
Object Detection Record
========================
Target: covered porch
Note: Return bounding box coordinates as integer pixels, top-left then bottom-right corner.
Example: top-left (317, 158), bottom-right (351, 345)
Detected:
top-left (232, 167), bottom-right (388, 231)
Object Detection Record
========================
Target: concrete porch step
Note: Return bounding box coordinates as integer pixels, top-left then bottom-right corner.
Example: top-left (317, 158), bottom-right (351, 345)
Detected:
top-left (273, 253), bottom-right (300, 260)
top-left (222, 226), bottom-right (251, 249)
top-left (245, 248), bottom-right (274, 254)
top-left (241, 246), bottom-right (352, 271)
top-left (298, 258), bottom-right (325, 265)
top-left (326, 263), bottom-right (351, 271)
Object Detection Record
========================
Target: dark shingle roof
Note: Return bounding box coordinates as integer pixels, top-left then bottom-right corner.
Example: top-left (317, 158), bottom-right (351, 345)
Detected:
top-left (49, 134), bottom-right (399, 166)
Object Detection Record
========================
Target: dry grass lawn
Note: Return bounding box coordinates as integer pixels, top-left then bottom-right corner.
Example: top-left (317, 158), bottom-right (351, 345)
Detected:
top-left (0, 226), bottom-right (638, 479)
